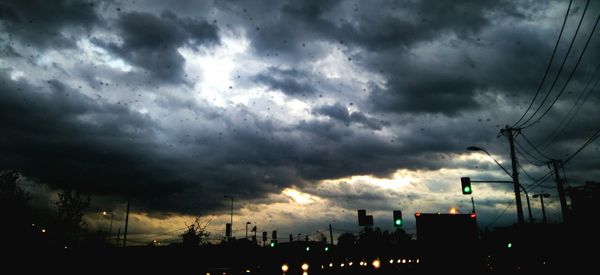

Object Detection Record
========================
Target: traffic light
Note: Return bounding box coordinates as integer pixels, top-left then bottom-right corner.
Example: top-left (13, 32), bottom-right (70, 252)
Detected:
top-left (270, 240), bottom-right (277, 247)
top-left (358, 209), bottom-right (374, 226)
top-left (272, 230), bottom-right (277, 240)
top-left (324, 246), bottom-right (330, 252)
top-left (393, 210), bottom-right (403, 227)
top-left (461, 177), bottom-right (472, 194)
top-left (262, 231), bottom-right (268, 243)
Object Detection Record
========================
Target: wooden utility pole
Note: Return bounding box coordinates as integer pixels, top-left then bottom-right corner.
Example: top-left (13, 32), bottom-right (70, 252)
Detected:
top-left (502, 126), bottom-right (525, 225)
top-left (550, 159), bottom-right (569, 223)
top-left (123, 198), bottom-right (130, 247)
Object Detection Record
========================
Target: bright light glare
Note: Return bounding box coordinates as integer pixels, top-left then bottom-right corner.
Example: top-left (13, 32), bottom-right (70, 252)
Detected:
top-left (301, 263), bottom-right (309, 271)
top-left (372, 259), bottom-right (381, 269)
top-left (281, 264), bottom-right (289, 272)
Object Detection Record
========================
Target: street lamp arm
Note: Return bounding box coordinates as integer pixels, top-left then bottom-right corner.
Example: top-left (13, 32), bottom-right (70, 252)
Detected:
top-left (483, 151), bottom-right (512, 178)
top-left (468, 146), bottom-right (512, 178)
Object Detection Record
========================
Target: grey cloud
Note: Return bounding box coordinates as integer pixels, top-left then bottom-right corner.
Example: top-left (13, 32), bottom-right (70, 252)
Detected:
top-left (314, 103), bottom-right (390, 130)
top-left (0, 0), bottom-right (99, 48)
top-left (95, 10), bottom-right (219, 84)
top-left (0, 71), bottom-right (180, 201)
top-left (254, 67), bottom-right (317, 96)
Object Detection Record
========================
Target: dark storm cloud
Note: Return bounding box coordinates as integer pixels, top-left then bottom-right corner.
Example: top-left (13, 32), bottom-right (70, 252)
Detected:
top-left (225, 0), bottom-right (524, 115)
top-left (1, 0), bottom-right (599, 227)
top-left (369, 71), bottom-right (483, 115)
top-left (0, 0), bottom-right (99, 48)
top-left (95, 10), bottom-right (219, 84)
top-left (314, 103), bottom-right (390, 130)
top-left (0, 71), bottom-right (179, 197)
top-left (343, 0), bottom-right (515, 51)
top-left (254, 67), bottom-right (317, 96)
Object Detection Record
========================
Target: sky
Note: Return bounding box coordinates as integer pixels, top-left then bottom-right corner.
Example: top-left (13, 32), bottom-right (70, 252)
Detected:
top-left (1, 0), bottom-right (599, 244)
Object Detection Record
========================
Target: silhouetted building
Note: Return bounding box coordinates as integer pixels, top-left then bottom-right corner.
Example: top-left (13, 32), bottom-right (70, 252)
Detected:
top-left (415, 213), bottom-right (478, 243)
top-left (568, 182), bottom-right (600, 224)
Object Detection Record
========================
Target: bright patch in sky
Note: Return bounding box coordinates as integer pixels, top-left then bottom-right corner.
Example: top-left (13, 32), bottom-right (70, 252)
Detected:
top-left (283, 188), bottom-right (318, 204)
top-left (183, 36), bottom-right (250, 107)
top-left (321, 171), bottom-right (413, 190)
top-left (77, 39), bottom-right (133, 72)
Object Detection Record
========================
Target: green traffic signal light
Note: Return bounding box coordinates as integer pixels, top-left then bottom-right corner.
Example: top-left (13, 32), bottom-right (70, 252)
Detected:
top-left (324, 246), bottom-right (329, 252)
top-left (270, 242), bottom-right (275, 247)
top-left (461, 177), bottom-right (472, 194)
top-left (507, 242), bottom-right (512, 248)
top-left (305, 246), bottom-right (310, 252)
top-left (463, 185), bottom-right (471, 194)
top-left (393, 210), bottom-right (403, 227)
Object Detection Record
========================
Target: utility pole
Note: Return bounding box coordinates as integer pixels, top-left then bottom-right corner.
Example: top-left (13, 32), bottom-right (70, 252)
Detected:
top-left (540, 195), bottom-right (547, 224)
top-left (123, 198), bottom-right (130, 247)
top-left (471, 196), bottom-right (476, 213)
top-left (533, 193), bottom-right (550, 224)
top-left (502, 126), bottom-right (525, 225)
top-left (521, 185), bottom-right (534, 224)
top-left (115, 227), bottom-right (121, 247)
top-left (329, 224), bottom-right (334, 246)
top-left (550, 159), bottom-right (568, 223)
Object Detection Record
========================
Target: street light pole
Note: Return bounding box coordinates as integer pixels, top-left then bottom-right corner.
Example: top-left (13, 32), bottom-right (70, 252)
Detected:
top-left (520, 185), bottom-right (534, 224)
top-left (533, 193), bottom-right (550, 224)
top-left (468, 143), bottom-right (526, 225)
top-left (224, 195), bottom-right (233, 239)
top-left (246, 222), bottom-right (251, 239)
top-left (102, 211), bottom-right (114, 236)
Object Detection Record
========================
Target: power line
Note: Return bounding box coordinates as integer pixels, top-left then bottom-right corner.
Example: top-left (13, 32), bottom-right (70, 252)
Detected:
top-left (517, 161), bottom-right (537, 183)
top-left (514, 137), bottom-right (546, 165)
top-left (528, 170), bottom-right (556, 191)
top-left (513, 0), bottom-right (574, 127)
top-left (538, 64), bottom-right (600, 151)
top-left (520, 131), bottom-right (552, 160)
top-left (518, 0), bottom-right (592, 128)
top-left (563, 127), bottom-right (600, 164)
top-left (522, 10), bottom-right (600, 128)
top-left (485, 199), bottom-right (515, 228)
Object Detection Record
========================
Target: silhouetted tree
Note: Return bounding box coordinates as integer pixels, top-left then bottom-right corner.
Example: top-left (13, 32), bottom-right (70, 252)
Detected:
top-left (386, 228), bottom-right (411, 245)
top-left (0, 170), bottom-right (32, 246)
top-left (181, 217), bottom-right (210, 247)
top-left (358, 227), bottom-right (387, 252)
top-left (55, 188), bottom-right (90, 245)
top-left (0, 170), bottom-right (29, 204)
top-left (337, 232), bottom-right (357, 248)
